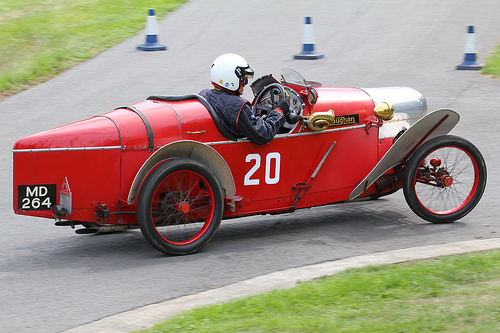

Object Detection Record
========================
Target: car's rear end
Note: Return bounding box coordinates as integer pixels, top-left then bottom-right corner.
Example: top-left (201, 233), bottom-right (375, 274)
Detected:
top-left (13, 115), bottom-right (123, 225)
top-left (13, 97), bottom-right (232, 233)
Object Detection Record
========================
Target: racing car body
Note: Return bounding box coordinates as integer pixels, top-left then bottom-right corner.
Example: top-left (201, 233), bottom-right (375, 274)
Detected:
top-left (13, 69), bottom-right (487, 255)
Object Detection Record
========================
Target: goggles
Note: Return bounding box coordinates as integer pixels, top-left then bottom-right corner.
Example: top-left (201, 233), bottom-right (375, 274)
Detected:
top-left (235, 65), bottom-right (254, 86)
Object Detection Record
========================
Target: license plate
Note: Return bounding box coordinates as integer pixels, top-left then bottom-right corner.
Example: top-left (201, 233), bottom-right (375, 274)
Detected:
top-left (18, 184), bottom-right (57, 211)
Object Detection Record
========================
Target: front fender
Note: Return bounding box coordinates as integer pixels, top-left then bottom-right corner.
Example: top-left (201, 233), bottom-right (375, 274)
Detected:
top-left (127, 140), bottom-right (236, 204)
top-left (349, 109), bottom-right (460, 200)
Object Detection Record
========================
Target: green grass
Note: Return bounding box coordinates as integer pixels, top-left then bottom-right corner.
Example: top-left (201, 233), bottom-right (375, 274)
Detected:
top-left (0, 0), bottom-right (186, 97)
top-left (136, 249), bottom-right (500, 333)
top-left (482, 43), bottom-right (500, 78)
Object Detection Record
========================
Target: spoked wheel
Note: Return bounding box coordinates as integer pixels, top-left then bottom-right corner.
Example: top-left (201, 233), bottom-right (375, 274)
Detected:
top-left (137, 158), bottom-right (224, 255)
top-left (403, 135), bottom-right (486, 223)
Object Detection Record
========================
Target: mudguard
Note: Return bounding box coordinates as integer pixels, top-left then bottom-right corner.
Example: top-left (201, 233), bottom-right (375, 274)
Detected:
top-left (127, 140), bottom-right (236, 205)
top-left (349, 109), bottom-right (460, 200)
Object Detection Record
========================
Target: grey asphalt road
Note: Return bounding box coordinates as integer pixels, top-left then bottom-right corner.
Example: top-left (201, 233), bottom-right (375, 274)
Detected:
top-left (1, 1), bottom-right (500, 332)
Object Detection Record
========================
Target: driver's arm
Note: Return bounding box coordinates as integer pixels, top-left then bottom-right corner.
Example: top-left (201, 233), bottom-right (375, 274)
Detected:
top-left (237, 102), bottom-right (285, 145)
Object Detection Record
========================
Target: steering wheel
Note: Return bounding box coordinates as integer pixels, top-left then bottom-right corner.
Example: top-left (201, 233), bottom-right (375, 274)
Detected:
top-left (252, 83), bottom-right (285, 117)
top-left (251, 83), bottom-right (302, 125)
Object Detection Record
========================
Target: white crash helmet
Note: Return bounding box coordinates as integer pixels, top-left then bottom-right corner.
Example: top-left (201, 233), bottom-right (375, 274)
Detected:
top-left (210, 53), bottom-right (254, 93)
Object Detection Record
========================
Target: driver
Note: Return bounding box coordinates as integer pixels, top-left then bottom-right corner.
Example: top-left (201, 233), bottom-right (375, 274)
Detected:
top-left (200, 53), bottom-right (290, 145)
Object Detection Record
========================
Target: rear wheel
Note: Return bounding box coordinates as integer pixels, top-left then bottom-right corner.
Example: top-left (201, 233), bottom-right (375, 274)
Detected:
top-left (137, 158), bottom-right (224, 255)
top-left (403, 135), bottom-right (486, 223)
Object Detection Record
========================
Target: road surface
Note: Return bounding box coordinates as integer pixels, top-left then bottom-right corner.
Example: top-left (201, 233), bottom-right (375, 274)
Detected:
top-left (1, 1), bottom-right (499, 332)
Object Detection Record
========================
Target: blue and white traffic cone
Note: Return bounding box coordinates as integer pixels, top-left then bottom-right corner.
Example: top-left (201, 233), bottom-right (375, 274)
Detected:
top-left (137, 9), bottom-right (167, 51)
top-left (456, 26), bottom-right (482, 70)
top-left (294, 17), bottom-right (323, 60)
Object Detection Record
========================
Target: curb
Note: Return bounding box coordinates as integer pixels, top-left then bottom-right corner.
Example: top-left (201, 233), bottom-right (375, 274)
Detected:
top-left (63, 238), bottom-right (500, 333)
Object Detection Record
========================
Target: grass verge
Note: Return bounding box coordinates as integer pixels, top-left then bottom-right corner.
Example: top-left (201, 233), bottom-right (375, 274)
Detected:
top-left (136, 249), bottom-right (500, 333)
top-left (0, 0), bottom-right (186, 99)
top-left (482, 43), bottom-right (500, 77)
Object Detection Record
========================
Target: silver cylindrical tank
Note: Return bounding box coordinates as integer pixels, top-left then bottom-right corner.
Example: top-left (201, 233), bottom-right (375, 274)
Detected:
top-left (361, 87), bottom-right (428, 139)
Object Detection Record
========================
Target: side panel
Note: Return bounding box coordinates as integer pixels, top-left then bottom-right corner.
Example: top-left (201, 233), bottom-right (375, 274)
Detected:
top-left (212, 126), bottom-right (378, 216)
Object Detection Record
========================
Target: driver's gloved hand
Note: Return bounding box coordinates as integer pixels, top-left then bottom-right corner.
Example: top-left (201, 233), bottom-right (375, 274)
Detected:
top-left (276, 98), bottom-right (290, 116)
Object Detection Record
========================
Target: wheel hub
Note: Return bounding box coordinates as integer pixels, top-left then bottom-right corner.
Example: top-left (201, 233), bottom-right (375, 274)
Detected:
top-left (177, 201), bottom-right (190, 214)
top-left (443, 176), bottom-right (453, 187)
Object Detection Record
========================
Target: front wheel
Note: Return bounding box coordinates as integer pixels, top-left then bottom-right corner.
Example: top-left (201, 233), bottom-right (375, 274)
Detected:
top-left (403, 135), bottom-right (486, 223)
top-left (137, 158), bottom-right (224, 255)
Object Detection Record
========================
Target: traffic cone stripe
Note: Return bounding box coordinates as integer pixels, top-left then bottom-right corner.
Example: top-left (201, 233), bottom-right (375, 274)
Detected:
top-left (464, 26), bottom-right (476, 53)
top-left (145, 15), bottom-right (160, 36)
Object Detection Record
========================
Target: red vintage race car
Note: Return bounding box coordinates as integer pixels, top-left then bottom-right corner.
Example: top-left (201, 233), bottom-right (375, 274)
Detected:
top-left (13, 69), bottom-right (487, 255)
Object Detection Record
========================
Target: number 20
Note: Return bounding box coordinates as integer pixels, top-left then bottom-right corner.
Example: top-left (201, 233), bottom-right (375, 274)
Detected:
top-left (244, 153), bottom-right (281, 186)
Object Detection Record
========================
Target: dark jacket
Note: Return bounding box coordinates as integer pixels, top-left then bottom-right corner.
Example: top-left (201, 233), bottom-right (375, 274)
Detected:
top-left (200, 88), bottom-right (284, 145)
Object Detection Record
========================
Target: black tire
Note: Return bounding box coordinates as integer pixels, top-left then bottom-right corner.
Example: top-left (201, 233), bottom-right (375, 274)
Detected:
top-left (403, 135), bottom-right (486, 223)
top-left (137, 158), bottom-right (224, 255)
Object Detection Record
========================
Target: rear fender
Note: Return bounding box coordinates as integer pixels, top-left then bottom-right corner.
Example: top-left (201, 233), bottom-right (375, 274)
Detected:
top-left (127, 140), bottom-right (235, 204)
top-left (349, 109), bottom-right (460, 200)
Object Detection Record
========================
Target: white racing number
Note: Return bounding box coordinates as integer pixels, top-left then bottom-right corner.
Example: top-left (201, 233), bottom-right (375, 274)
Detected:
top-left (18, 184), bottom-right (56, 211)
top-left (244, 152), bottom-right (281, 186)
